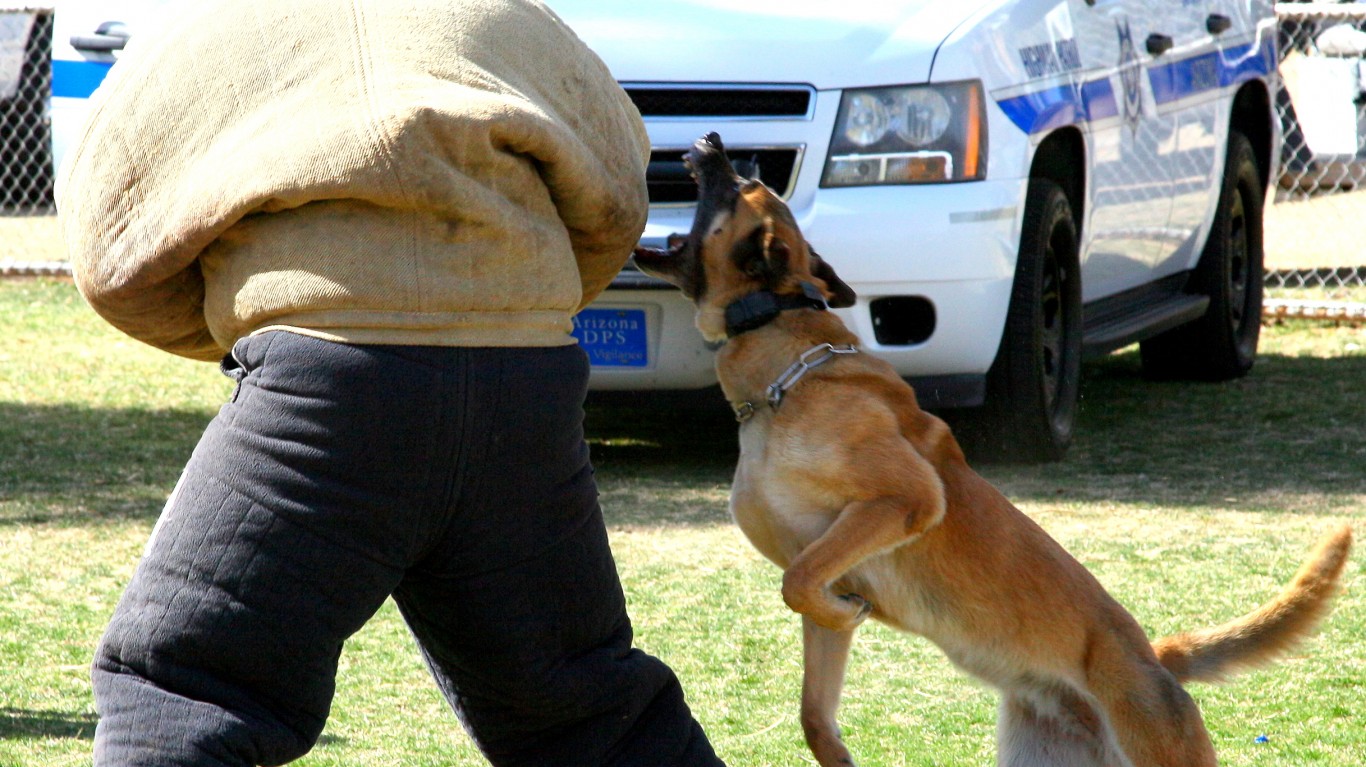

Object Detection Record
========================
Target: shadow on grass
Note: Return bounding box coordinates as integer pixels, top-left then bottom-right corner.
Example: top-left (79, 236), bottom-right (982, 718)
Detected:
top-left (6, 350), bottom-right (1361, 529)
top-left (0, 707), bottom-right (98, 740)
top-left (584, 393), bottom-right (739, 528)
top-left (584, 350), bottom-right (1366, 521)
top-left (585, 392), bottom-right (738, 477)
top-left (967, 350), bottom-right (1366, 510)
top-left (0, 706), bottom-right (348, 747)
top-left (0, 402), bottom-right (211, 526)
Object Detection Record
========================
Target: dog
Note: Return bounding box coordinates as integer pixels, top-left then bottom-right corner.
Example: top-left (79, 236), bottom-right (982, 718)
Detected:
top-left (632, 132), bottom-right (1353, 767)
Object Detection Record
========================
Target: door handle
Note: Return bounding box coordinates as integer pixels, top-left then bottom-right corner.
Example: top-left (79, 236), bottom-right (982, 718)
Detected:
top-left (1206, 14), bottom-right (1232, 35)
top-left (1146, 33), bottom-right (1174, 56)
top-left (70, 21), bottom-right (129, 53)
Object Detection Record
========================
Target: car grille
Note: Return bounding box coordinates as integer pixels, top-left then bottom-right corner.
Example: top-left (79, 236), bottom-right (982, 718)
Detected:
top-left (646, 147), bottom-right (801, 204)
top-left (622, 85), bottom-right (813, 205)
top-left (623, 86), bottom-right (813, 118)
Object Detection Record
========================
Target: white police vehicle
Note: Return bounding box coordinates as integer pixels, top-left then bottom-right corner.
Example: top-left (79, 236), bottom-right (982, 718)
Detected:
top-left (51, 0), bottom-right (1280, 461)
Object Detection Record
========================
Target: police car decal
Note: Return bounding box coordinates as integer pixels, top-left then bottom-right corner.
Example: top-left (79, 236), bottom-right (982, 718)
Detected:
top-left (1117, 18), bottom-right (1144, 133)
top-left (997, 25), bottom-right (1275, 136)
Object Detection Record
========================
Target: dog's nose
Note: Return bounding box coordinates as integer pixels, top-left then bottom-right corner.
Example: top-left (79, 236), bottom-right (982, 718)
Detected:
top-left (685, 132), bottom-right (740, 185)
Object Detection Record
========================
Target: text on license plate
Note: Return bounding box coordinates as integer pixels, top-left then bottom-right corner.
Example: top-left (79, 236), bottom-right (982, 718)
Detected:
top-left (572, 308), bottom-right (648, 368)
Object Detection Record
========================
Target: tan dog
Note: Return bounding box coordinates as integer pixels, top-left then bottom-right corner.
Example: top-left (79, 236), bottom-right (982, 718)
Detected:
top-left (633, 132), bottom-right (1353, 767)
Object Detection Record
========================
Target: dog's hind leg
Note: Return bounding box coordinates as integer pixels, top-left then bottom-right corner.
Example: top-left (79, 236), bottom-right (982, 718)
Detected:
top-left (801, 617), bottom-right (857, 766)
top-left (997, 684), bottom-right (1123, 767)
top-left (1086, 635), bottom-right (1216, 767)
top-left (1092, 673), bottom-right (1215, 766)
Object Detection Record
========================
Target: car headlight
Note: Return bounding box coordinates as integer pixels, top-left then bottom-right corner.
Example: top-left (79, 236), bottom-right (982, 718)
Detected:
top-left (822, 80), bottom-right (986, 187)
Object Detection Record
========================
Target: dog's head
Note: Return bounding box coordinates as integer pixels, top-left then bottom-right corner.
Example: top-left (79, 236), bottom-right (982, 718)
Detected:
top-left (633, 132), bottom-right (856, 342)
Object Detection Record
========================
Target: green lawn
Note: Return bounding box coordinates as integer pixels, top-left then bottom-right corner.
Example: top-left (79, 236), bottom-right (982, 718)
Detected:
top-left (2, 279), bottom-right (1362, 766)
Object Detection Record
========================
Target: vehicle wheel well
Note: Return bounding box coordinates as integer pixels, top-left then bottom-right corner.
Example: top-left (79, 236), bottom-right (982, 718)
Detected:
top-left (1230, 82), bottom-right (1273, 191)
top-left (1028, 128), bottom-right (1086, 235)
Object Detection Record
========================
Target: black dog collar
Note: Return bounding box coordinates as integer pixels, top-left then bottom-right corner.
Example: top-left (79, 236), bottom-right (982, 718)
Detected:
top-left (724, 281), bottom-right (828, 337)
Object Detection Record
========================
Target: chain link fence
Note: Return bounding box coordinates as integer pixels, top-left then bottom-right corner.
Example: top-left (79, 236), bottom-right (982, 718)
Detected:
top-left (1, 8), bottom-right (62, 272)
top-left (1, 5), bottom-right (1364, 321)
top-left (1268, 2), bottom-right (1366, 321)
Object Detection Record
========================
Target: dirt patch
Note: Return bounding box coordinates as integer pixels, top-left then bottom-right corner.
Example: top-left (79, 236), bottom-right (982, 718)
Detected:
top-left (1265, 191), bottom-right (1366, 271)
top-left (0, 214), bottom-right (63, 262)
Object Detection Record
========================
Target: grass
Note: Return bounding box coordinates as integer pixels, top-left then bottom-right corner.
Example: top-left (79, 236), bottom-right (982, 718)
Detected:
top-left (1, 278), bottom-right (1363, 766)
top-left (1267, 285), bottom-right (1366, 306)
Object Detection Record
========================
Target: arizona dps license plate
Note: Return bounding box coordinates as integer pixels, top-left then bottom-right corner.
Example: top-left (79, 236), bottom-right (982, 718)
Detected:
top-left (0, 12), bottom-right (35, 100)
top-left (572, 307), bottom-right (648, 368)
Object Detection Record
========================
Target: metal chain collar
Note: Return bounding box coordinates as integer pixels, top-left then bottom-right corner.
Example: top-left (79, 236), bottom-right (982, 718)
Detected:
top-left (732, 342), bottom-right (859, 422)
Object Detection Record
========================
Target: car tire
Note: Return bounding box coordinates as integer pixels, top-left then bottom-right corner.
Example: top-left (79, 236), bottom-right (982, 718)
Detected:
top-left (962, 178), bottom-right (1082, 463)
top-left (1140, 131), bottom-right (1263, 381)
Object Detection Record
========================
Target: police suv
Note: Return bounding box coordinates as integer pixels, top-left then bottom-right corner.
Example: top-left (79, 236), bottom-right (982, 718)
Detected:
top-left (50, 0), bottom-right (1280, 461)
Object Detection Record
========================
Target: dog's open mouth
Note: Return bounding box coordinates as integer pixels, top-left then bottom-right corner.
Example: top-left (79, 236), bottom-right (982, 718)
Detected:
top-left (684, 132), bottom-right (741, 188)
top-left (684, 132), bottom-right (745, 238)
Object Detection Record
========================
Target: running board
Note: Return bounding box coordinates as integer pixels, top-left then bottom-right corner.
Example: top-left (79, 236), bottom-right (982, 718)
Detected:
top-left (1082, 273), bottom-right (1210, 359)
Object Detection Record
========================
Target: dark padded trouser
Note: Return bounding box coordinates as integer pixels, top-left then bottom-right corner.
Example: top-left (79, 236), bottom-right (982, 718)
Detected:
top-left (91, 331), bottom-right (723, 767)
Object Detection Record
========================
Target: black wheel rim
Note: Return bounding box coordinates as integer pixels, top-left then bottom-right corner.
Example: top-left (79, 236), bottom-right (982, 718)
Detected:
top-left (1227, 186), bottom-right (1249, 333)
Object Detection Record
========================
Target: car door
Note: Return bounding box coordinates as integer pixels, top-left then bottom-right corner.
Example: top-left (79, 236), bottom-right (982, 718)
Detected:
top-left (1144, 0), bottom-right (1225, 276)
top-left (1068, 0), bottom-right (1176, 301)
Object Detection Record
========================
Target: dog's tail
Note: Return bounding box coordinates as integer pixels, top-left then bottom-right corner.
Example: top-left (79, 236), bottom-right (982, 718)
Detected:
top-left (1152, 525), bottom-right (1352, 684)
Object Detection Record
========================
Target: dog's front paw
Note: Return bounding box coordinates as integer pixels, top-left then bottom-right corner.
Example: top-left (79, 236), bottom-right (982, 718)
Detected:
top-left (809, 736), bottom-right (858, 767)
top-left (783, 569), bottom-right (874, 631)
top-left (839, 593), bottom-right (873, 627)
top-left (803, 716), bottom-right (858, 767)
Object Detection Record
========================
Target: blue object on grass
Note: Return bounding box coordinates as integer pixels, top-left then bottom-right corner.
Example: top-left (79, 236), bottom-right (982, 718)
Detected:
top-left (1255, 734), bottom-right (1270, 744)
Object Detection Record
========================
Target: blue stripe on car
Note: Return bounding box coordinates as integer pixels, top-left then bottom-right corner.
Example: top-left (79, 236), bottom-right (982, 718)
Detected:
top-left (52, 59), bottom-right (113, 99)
top-left (995, 38), bottom-right (1274, 134)
top-left (1219, 36), bottom-right (1277, 88)
top-left (994, 84), bottom-right (1087, 135)
top-left (994, 79), bottom-right (1118, 135)
top-left (1148, 38), bottom-right (1274, 105)
top-left (1080, 78), bottom-right (1117, 121)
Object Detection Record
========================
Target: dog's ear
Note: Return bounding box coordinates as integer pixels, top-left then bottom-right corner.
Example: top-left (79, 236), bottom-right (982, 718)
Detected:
top-left (810, 248), bottom-right (857, 308)
top-left (729, 223), bottom-right (789, 287)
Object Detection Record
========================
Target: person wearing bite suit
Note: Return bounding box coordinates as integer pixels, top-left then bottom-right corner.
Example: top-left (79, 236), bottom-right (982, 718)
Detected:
top-left (58, 1), bottom-right (725, 765)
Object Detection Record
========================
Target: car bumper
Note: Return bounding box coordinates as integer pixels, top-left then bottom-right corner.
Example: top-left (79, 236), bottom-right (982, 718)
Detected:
top-left (581, 179), bottom-right (1025, 403)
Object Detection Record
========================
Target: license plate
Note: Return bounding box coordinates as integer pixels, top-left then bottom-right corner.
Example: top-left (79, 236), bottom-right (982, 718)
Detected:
top-left (573, 308), bottom-right (648, 368)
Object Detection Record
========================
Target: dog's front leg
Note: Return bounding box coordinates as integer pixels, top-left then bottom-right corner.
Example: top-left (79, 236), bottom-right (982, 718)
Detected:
top-left (782, 494), bottom-right (941, 631)
top-left (802, 616), bottom-right (857, 766)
